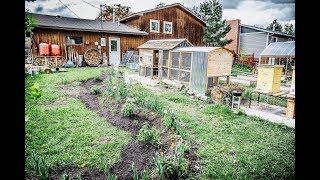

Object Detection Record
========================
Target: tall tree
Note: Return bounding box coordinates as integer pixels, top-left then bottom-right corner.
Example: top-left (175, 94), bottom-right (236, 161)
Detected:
top-left (284, 23), bottom-right (294, 35)
top-left (266, 19), bottom-right (283, 33)
top-left (156, 2), bottom-right (166, 8)
top-left (194, 0), bottom-right (232, 47)
top-left (97, 4), bottom-right (132, 21)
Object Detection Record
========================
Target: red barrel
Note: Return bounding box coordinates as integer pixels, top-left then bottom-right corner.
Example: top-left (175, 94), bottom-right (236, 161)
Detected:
top-left (39, 43), bottom-right (50, 56)
top-left (51, 44), bottom-right (60, 56)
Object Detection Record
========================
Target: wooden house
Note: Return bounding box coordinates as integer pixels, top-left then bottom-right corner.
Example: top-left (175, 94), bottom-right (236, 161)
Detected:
top-left (137, 39), bottom-right (192, 77)
top-left (120, 3), bottom-right (206, 46)
top-left (29, 13), bottom-right (148, 66)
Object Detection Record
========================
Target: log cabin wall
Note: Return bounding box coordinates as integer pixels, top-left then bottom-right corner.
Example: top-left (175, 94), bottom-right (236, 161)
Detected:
top-left (123, 6), bottom-right (205, 46)
top-left (32, 28), bottom-right (145, 62)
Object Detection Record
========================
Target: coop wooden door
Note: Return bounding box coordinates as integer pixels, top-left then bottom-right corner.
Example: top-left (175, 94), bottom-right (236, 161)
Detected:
top-left (109, 37), bottom-right (120, 65)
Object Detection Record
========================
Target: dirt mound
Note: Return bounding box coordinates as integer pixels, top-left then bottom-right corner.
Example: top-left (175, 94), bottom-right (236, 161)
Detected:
top-left (110, 141), bottom-right (156, 179)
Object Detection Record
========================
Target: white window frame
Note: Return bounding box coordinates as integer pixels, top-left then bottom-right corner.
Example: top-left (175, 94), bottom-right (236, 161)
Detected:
top-left (163, 21), bottom-right (173, 34)
top-left (271, 36), bottom-right (278, 43)
top-left (150, 19), bottom-right (160, 33)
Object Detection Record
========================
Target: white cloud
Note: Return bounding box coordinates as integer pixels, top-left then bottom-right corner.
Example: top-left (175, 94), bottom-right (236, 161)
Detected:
top-left (222, 0), bottom-right (295, 27)
top-left (26, 0), bottom-right (295, 27)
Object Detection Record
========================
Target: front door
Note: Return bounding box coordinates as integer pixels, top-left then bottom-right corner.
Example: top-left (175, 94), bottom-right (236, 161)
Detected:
top-left (109, 37), bottom-right (120, 65)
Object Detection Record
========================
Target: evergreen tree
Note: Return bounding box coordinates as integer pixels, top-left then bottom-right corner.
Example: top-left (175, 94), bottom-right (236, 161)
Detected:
top-left (194, 0), bottom-right (232, 47)
top-left (284, 23), bottom-right (294, 35)
top-left (266, 19), bottom-right (283, 33)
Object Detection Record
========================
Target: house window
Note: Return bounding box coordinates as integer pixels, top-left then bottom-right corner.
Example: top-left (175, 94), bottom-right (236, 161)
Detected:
top-left (163, 21), bottom-right (172, 34)
top-left (150, 19), bottom-right (160, 33)
top-left (66, 36), bottom-right (83, 45)
top-left (270, 36), bottom-right (278, 43)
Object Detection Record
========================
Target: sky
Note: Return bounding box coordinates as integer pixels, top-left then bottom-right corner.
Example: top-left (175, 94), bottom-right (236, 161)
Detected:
top-left (25, 0), bottom-right (295, 28)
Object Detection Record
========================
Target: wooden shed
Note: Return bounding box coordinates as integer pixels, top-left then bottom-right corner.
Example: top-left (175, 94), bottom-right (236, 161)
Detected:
top-left (137, 39), bottom-right (192, 77)
top-left (163, 47), bottom-right (234, 96)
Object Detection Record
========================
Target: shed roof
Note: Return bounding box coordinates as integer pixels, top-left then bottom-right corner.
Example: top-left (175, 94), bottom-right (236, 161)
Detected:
top-left (137, 39), bottom-right (192, 50)
top-left (173, 47), bottom-right (221, 52)
top-left (28, 13), bottom-right (148, 35)
top-left (260, 41), bottom-right (295, 58)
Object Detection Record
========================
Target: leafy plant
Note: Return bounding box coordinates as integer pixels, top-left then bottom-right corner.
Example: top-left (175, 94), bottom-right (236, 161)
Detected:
top-left (137, 122), bottom-right (161, 147)
top-left (62, 171), bottom-right (70, 180)
top-left (29, 82), bottom-right (43, 100)
top-left (132, 162), bottom-right (139, 180)
top-left (107, 172), bottom-right (117, 180)
top-left (164, 113), bottom-right (177, 131)
top-left (176, 140), bottom-right (189, 156)
top-left (154, 152), bottom-right (165, 179)
top-left (25, 13), bottom-right (37, 35)
top-left (141, 169), bottom-right (150, 180)
top-left (122, 102), bottom-right (136, 117)
top-left (29, 152), bottom-right (50, 180)
top-left (90, 85), bottom-right (101, 95)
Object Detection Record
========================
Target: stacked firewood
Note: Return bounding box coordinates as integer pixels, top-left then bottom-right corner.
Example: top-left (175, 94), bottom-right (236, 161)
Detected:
top-left (84, 48), bottom-right (101, 66)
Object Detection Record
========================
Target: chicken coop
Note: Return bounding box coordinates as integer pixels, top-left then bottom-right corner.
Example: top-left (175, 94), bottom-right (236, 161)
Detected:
top-left (137, 39), bottom-right (193, 77)
top-left (163, 47), bottom-right (234, 96)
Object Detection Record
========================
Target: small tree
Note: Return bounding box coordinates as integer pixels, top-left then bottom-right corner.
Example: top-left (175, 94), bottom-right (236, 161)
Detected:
top-left (239, 49), bottom-right (247, 72)
top-left (97, 4), bottom-right (132, 21)
top-left (156, 2), bottom-right (166, 8)
top-left (25, 13), bottom-right (37, 37)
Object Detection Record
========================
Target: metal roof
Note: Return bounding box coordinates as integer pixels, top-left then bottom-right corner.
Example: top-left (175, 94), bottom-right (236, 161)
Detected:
top-left (240, 24), bottom-right (295, 38)
top-left (120, 3), bottom-right (207, 26)
top-left (137, 39), bottom-right (193, 50)
top-left (173, 47), bottom-right (221, 52)
top-left (28, 13), bottom-right (148, 35)
top-left (260, 41), bottom-right (295, 58)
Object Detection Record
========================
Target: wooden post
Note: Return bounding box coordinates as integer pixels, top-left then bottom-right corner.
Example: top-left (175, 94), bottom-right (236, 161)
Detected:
top-left (286, 99), bottom-right (295, 118)
top-left (212, 77), bottom-right (219, 86)
top-left (158, 50), bottom-right (163, 81)
top-left (178, 52), bottom-right (182, 81)
top-left (226, 76), bottom-right (230, 85)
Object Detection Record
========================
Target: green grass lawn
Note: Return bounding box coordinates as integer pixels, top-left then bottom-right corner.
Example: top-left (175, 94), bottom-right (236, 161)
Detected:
top-left (158, 92), bottom-right (295, 179)
top-left (26, 67), bottom-right (295, 179)
top-left (25, 67), bottom-right (131, 175)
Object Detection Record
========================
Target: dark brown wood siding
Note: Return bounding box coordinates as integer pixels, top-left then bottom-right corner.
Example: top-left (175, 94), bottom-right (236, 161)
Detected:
top-left (123, 6), bottom-right (204, 46)
top-left (32, 28), bottom-right (145, 62)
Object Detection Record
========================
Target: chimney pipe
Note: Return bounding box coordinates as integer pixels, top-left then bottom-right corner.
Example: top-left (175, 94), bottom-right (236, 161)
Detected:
top-left (272, 24), bottom-right (275, 31)
top-left (118, 18), bottom-right (120, 26)
top-left (112, 6), bottom-right (115, 23)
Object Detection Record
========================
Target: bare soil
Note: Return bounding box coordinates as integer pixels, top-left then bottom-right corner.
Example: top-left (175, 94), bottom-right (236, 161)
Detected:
top-left (33, 73), bottom-right (200, 179)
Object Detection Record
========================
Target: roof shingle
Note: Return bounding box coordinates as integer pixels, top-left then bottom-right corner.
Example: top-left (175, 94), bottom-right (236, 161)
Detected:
top-left (28, 13), bottom-right (148, 35)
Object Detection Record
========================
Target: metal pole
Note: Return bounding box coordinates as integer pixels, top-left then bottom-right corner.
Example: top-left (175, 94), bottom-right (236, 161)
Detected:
top-left (100, 4), bottom-right (103, 29)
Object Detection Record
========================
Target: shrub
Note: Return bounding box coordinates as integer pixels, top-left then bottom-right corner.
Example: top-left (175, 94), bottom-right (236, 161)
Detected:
top-left (29, 82), bottom-right (43, 100)
top-left (90, 85), bottom-right (101, 95)
top-left (137, 122), bottom-right (161, 147)
top-left (121, 103), bottom-right (136, 117)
